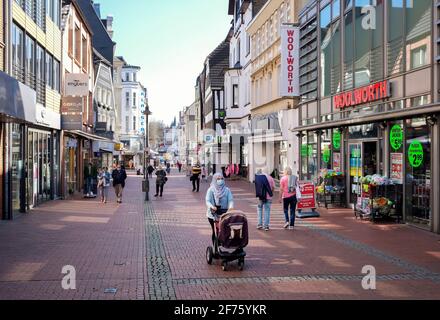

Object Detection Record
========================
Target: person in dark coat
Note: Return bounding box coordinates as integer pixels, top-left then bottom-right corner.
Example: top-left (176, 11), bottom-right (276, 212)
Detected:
top-left (155, 165), bottom-right (167, 198)
top-left (112, 164), bottom-right (127, 204)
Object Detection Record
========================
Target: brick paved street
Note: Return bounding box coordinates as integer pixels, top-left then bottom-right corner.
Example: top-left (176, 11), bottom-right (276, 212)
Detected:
top-left (1, 170), bottom-right (440, 300)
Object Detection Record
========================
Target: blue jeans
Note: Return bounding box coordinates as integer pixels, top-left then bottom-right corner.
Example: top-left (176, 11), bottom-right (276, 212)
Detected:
top-left (283, 196), bottom-right (298, 227)
top-left (257, 200), bottom-right (272, 228)
top-left (86, 177), bottom-right (93, 194)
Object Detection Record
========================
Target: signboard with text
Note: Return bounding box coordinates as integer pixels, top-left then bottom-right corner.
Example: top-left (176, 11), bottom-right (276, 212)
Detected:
top-left (391, 153), bottom-right (403, 184)
top-left (61, 96), bottom-right (83, 130)
top-left (65, 73), bottom-right (89, 97)
top-left (280, 25), bottom-right (300, 97)
top-left (333, 80), bottom-right (391, 109)
top-left (297, 181), bottom-right (316, 210)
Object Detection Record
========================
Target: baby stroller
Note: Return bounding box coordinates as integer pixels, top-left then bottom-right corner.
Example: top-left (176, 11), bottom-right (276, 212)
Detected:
top-left (206, 209), bottom-right (248, 271)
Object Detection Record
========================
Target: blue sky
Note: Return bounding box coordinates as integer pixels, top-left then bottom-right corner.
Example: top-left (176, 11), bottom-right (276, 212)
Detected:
top-left (99, 0), bottom-right (232, 125)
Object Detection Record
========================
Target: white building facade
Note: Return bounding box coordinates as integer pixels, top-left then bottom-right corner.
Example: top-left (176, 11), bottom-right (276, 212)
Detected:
top-left (224, 0), bottom-right (255, 180)
top-left (119, 63), bottom-right (148, 169)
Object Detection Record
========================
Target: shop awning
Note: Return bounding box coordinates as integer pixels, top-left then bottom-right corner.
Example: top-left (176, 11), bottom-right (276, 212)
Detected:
top-left (64, 130), bottom-right (108, 141)
top-left (291, 103), bottom-right (440, 132)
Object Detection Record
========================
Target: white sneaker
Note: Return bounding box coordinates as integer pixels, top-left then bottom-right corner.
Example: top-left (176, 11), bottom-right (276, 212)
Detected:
top-left (283, 222), bottom-right (289, 229)
top-left (289, 226), bottom-right (294, 230)
top-left (257, 225), bottom-right (263, 230)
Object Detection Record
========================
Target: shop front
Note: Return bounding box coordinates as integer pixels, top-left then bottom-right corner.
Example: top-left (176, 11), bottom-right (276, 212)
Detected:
top-left (296, 0), bottom-right (439, 233)
top-left (1, 71), bottom-right (38, 219)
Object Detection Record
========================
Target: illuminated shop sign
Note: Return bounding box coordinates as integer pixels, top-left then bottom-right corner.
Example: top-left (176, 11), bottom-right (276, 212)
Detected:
top-left (333, 80), bottom-right (391, 109)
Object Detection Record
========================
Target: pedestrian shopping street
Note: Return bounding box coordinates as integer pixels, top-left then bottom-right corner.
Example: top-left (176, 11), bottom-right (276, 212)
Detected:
top-left (0, 170), bottom-right (440, 300)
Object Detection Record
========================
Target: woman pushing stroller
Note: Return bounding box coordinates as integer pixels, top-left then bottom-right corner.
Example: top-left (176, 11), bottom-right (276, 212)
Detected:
top-left (205, 173), bottom-right (248, 271)
top-left (206, 173), bottom-right (234, 246)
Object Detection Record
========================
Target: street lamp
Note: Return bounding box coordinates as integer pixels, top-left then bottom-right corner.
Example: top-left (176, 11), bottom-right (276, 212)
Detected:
top-left (143, 105), bottom-right (152, 201)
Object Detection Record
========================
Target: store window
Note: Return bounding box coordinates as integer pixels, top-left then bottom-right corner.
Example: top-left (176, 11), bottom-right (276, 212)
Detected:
top-left (405, 0), bottom-right (431, 71)
top-left (405, 118), bottom-right (431, 229)
top-left (343, 11), bottom-right (353, 90)
top-left (308, 131), bottom-right (318, 181)
top-left (320, 4), bottom-right (331, 97)
top-left (11, 124), bottom-right (23, 215)
top-left (321, 129), bottom-right (332, 170)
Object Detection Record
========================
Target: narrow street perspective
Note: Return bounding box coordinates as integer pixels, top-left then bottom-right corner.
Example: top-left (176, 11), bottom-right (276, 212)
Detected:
top-left (1, 169), bottom-right (439, 300)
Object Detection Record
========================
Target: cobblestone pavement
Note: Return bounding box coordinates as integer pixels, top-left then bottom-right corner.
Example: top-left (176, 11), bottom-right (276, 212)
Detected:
top-left (1, 170), bottom-right (440, 300)
top-left (149, 170), bottom-right (440, 300)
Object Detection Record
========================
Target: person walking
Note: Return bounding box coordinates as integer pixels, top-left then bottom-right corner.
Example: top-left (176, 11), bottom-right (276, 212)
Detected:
top-left (205, 173), bottom-right (234, 246)
top-left (254, 168), bottom-right (275, 231)
top-left (279, 167), bottom-right (299, 230)
top-left (112, 164), bottom-right (126, 204)
top-left (147, 164), bottom-right (155, 178)
top-left (84, 162), bottom-right (97, 197)
top-left (201, 164), bottom-right (207, 182)
top-left (166, 162), bottom-right (171, 174)
top-left (191, 162), bottom-right (202, 192)
top-left (155, 165), bottom-right (167, 197)
top-left (97, 167), bottom-right (111, 203)
top-left (177, 161), bottom-right (182, 173)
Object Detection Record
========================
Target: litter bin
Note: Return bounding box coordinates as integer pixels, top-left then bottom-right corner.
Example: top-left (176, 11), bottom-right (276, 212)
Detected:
top-left (142, 179), bottom-right (150, 201)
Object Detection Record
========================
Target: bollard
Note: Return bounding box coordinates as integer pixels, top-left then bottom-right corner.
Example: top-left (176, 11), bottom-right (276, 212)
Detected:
top-left (142, 179), bottom-right (150, 202)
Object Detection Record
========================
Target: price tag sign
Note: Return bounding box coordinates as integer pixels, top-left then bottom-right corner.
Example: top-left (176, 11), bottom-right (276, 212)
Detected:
top-left (408, 140), bottom-right (424, 168)
top-left (323, 147), bottom-right (330, 163)
top-left (390, 125), bottom-right (403, 151)
top-left (333, 131), bottom-right (341, 150)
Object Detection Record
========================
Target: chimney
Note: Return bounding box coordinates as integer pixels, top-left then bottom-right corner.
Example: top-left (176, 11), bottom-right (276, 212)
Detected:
top-left (106, 15), bottom-right (114, 39)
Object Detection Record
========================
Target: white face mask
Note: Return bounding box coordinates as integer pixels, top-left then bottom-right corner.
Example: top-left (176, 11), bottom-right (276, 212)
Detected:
top-left (216, 179), bottom-right (225, 187)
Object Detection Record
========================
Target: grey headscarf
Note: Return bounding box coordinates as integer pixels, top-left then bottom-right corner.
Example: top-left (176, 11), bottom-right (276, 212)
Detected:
top-left (210, 172), bottom-right (227, 205)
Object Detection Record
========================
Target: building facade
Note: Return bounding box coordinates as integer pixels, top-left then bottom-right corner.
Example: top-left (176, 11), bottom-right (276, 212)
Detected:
top-left (60, 0), bottom-right (95, 198)
top-left (295, 0), bottom-right (440, 233)
top-left (199, 31), bottom-right (231, 175)
top-left (1, 0), bottom-right (63, 219)
top-left (247, 0), bottom-right (305, 181)
top-left (119, 62), bottom-right (147, 169)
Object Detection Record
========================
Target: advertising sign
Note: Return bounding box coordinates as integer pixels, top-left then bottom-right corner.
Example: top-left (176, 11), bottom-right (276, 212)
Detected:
top-left (390, 125), bottom-right (403, 151)
top-left (65, 73), bottom-right (89, 97)
top-left (61, 96), bottom-right (83, 130)
top-left (333, 152), bottom-right (341, 172)
top-left (322, 147), bottom-right (330, 163)
top-left (333, 131), bottom-right (341, 150)
top-left (297, 181), bottom-right (316, 210)
top-left (408, 140), bottom-right (424, 168)
top-left (280, 25), bottom-right (300, 97)
top-left (333, 80), bottom-right (391, 109)
top-left (390, 153), bottom-right (403, 183)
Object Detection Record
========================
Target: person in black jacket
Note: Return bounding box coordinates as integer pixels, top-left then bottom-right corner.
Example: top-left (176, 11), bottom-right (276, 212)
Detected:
top-left (112, 164), bottom-right (127, 204)
top-left (155, 165), bottom-right (167, 198)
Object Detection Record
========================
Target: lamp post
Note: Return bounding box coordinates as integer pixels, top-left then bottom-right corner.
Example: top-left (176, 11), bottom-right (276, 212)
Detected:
top-left (143, 105), bottom-right (152, 201)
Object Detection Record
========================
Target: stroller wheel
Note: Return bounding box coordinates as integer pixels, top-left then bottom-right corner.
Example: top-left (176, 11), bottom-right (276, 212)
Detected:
top-left (221, 261), bottom-right (227, 271)
top-left (238, 259), bottom-right (245, 271)
top-left (206, 247), bottom-right (213, 265)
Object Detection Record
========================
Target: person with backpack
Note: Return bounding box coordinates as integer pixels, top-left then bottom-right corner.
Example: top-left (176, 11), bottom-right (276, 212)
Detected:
top-left (279, 167), bottom-right (300, 230)
top-left (254, 168), bottom-right (275, 231)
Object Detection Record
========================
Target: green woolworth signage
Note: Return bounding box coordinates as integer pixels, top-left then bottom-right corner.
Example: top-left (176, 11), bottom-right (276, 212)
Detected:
top-left (390, 125), bottom-right (403, 151)
top-left (408, 140), bottom-right (424, 168)
top-left (301, 145), bottom-right (313, 157)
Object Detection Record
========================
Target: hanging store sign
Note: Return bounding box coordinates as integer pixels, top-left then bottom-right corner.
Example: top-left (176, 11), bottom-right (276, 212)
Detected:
top-left (408, 140), bottom-right (424, 168)
top-left (280, 25), bottom-right (300, 97)
top-left (65, 73), bottom-right (89, 97)
top-left (61, 96), bottom-right (83, 130)
top-left (390, 153), bottom-right (403, 183)
top-left (390, 125), bottom-right (403, 151)
top-left (333, 80), bottom-right (391, 109)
